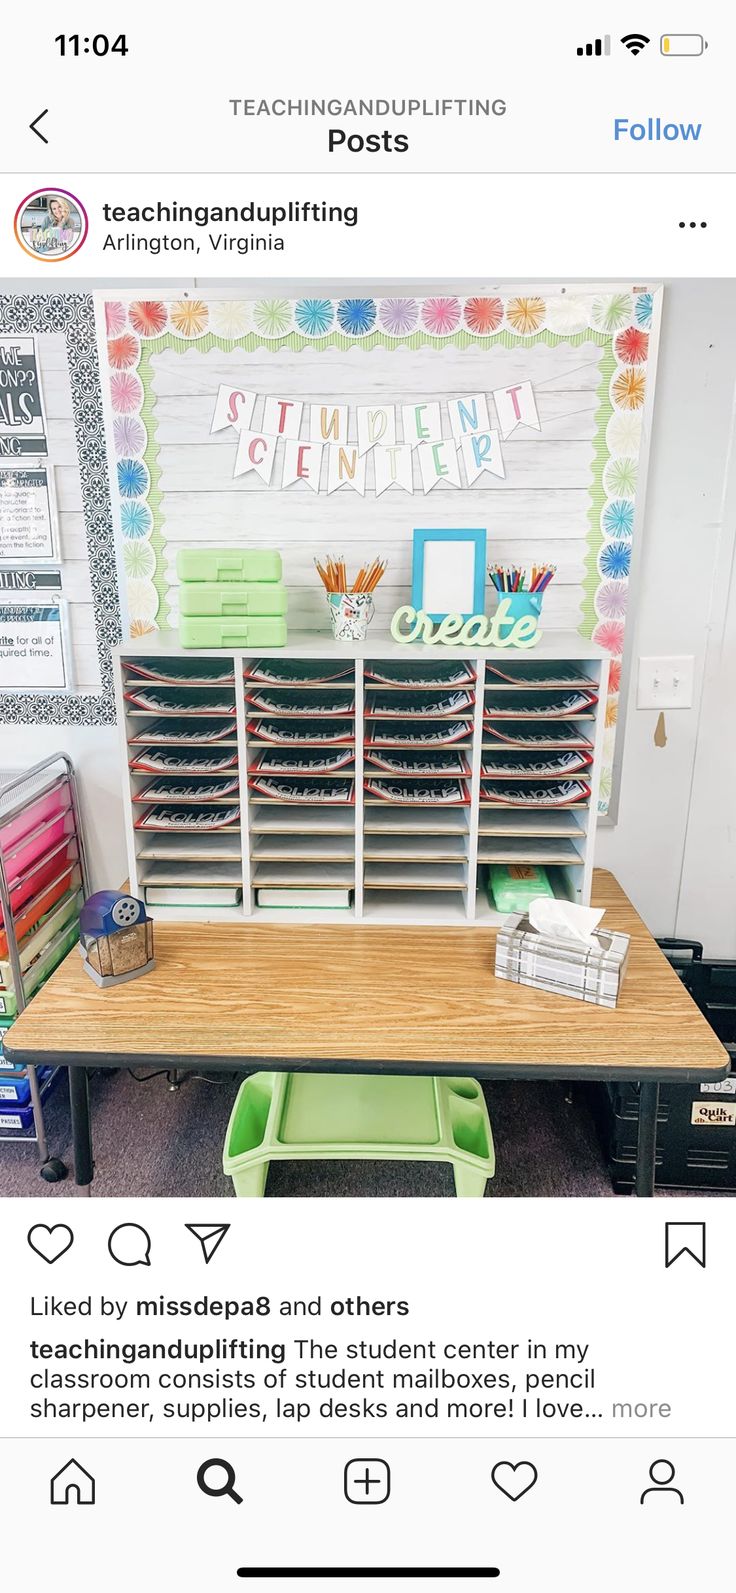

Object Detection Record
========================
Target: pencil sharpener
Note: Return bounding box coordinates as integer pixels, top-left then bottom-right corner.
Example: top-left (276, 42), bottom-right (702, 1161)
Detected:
top-left (79, 890), bottom-right (155, 989)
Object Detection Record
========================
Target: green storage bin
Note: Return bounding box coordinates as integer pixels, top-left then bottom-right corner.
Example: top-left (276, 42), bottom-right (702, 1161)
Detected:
top-left (179, 582), bottom-right (287, 618)
top-left (223, 1071), bottom-right (495, 1197)
top-left (179, 616), bottom-right (288, 649)
top-left (176, 549), bottom-right (282, 584)
top-left (487, 863), bottom-right (553, 914)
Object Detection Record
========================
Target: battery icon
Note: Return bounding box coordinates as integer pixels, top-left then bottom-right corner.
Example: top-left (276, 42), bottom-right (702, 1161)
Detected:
top-left (661, 33), bottom-right (708, 55)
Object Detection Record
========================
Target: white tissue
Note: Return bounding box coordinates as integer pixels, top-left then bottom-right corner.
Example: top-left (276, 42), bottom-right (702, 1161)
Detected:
top-left (528, 897), bottom-right (605, 947)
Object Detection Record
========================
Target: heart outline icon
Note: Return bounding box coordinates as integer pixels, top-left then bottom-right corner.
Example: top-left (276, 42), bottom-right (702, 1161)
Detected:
top-left (491, 1460), bottom-right (538, 1501)
top-left (27, 1224), bottom-right (74, 1264)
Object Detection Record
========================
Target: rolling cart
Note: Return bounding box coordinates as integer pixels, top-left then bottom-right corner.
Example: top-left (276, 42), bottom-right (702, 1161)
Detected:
top-left (0, 753), bottom-right (90, 1181)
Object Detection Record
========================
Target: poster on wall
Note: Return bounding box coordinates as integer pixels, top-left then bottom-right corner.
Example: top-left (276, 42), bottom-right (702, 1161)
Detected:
top-left (0, 466), bottom-right (56, 559)
top-left (0, 337), bottom-right (48, 458)
top-left (0, 602), bottom-right (67, 690)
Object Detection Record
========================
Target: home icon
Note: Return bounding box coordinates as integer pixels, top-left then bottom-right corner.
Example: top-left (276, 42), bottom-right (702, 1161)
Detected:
top-left (50, 1458), bottom-right (96, 1505)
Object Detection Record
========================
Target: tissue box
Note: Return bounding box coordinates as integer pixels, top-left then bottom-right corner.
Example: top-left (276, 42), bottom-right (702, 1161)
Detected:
top-left (495, 913), bottom-right (631, 1008)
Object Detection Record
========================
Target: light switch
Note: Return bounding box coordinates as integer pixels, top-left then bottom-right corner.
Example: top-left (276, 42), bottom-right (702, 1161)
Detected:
top-left (637, 655), bottom-right (695, 710)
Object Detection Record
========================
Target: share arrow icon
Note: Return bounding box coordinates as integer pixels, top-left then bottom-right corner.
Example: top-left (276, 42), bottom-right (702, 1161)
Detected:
top-left (185, 1223), bottom-right (231, 1264)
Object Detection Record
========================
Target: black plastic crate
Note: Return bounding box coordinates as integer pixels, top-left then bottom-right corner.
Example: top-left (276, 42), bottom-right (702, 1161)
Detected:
top-left (599, 941), bottom-right (736, 1192)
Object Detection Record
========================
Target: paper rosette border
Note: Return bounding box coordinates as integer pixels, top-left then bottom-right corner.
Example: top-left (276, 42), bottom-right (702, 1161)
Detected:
top-left (102, 290), bottom-right (659, 814)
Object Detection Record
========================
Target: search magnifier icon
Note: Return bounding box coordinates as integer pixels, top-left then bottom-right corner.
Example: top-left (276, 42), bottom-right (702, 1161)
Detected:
top-left (197, 1458), bottom-right (243, 1504)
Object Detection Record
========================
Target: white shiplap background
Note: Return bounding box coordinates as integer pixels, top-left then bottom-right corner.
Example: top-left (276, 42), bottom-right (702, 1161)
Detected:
top-left (21, 335), bottom-right (100, 689)
top-left (150, 339), bottom-right (604, 633)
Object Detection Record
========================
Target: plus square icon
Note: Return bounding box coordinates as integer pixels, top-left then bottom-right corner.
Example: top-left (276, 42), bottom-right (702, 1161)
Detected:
top-left (344, 1458), bottom-right (391, 1505)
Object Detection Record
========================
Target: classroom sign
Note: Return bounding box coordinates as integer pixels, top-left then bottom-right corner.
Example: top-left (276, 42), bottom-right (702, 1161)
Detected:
top-left (0, 603), bottom-right (67, 690)
top-left (0, 338), bottom-right (48, 458)
top-left (0, 467), bottom-right (56, 558)
top-left (211, 385), bottom-right (539, 495)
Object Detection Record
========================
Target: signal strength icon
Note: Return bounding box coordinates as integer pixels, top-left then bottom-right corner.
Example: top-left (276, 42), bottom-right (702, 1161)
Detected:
top-left (576, 35), bottom-right (610, 56)
top-left (621, 33), bottom-right (650, 55)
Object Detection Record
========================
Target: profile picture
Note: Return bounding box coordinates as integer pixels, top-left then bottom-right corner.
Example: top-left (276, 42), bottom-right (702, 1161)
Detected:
top-left (14, 188), bottom-right (88, 262)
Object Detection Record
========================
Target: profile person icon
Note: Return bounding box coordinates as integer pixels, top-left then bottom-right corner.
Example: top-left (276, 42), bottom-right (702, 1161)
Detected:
top-left (640, 1459), bottom-right (684, 1504)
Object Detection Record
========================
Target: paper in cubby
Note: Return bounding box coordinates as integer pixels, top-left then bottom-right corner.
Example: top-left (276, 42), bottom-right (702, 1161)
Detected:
top-left (136, 832), bottom-right (243, 860)
top-left (484, 689), bottom-right (598, 719)
top-left (245, 688), bottom-right (355, 716)
top-left (364, 832), bottom-right (467, 862)
top-left (251, 861), bottom-right (355, 888)
top-left (251, 832), bottom-right (355, 861)
top-left (477, 809), bottom-right (585, 836)
top-left (132, 775), bottom-right (240, 804)
top-left (134, 805), bottom-right (241, 831)
top-left (479, 779), bottom-right (591, 807)
top-left (365, 689), bottom-right (475, 719)
top-left (485, 662), bottom-right (598, 689)
top-left (139, 859), bottom-right (244, 887)
top-left (244, 659), bottom-right (353, 685)
top-left (364, 661), bottom-right (476, 688)
top-left (124, 659), bottom-right (235, 685)
top-left (124, 686), bottom-right (237, 716)
top-left (248, 749), bottom-right (354, 775)
top-left (364, 862), bottom-right (467, 890)
top-left (366, 720), bottom-right (471, 747)
top-left (130, 748), bottom-right (239, 774)
top-left (364, 807), bottom-right (469, 834)
top-left (128, 718), bottom-right (238, 746)
top-left (482, 722), bottom-right (594, 750)
top-left (364, 778), bottom-right (470, 805)
top-left (365, 749), bottom-right (471, 775)
top-left (481, 749), bottom-right (593, 778)
top-left (248, 776), bottom-right (355, 804)
top-left (249, 805), bottom-right (355, 833)
top-left (476, 835), bottom-right (584, 864)
top-left (247, 718), bottom-right (354, 745)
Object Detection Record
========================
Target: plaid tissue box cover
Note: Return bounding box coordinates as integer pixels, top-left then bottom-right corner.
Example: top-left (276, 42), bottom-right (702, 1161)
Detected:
top-left (495, 913), bottom-right (631, 1008)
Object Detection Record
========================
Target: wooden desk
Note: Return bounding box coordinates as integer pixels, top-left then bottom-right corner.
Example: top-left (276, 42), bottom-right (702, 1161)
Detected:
top-left (6, 870), bottom-right (729, 1196)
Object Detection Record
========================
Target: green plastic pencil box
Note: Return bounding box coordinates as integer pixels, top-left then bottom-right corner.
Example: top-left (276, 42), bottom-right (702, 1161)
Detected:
top-left (487, 863), bottom-right (554, 914)
top-left (178, 582), bottom-right (287, 617)
top-left (179, 616), bottom-right (288, 649)
top-left (176, 549), bottom-right (282, 584)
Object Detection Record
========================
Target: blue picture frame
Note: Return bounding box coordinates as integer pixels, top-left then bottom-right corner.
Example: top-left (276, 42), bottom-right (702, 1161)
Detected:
top-left (411, 528), bottom-right (487, 622)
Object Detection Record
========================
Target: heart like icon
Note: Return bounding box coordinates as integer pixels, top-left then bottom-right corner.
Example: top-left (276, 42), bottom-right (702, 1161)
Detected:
top-left (491, 1461), bottom-right (538, 1502)
top-left (27, 1224), bottom-right (74, 1264)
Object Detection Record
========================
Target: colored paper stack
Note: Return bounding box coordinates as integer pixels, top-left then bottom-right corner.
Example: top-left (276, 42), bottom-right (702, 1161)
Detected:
top-left (176, 549), bottom-right (287, 649)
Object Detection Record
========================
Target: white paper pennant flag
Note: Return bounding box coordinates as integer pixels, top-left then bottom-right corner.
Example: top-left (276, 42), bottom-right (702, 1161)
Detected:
top-left (461, 429), bottom-right (505, 483)
top-left (417, 440), bottom-right (462, 494)
top-left (374, 444), bottom-right (414, 496)
top-left (357, 405), bottom-right (396, 456)
top-left (326, 445), bottom-right (367, 496)
top-left (448, 393), bottom-right (490, 444)
top-left (211, 385), bottom-right (256, 434)
top-left (282, 439), bottom-right (324, 493)
top-left (492, 381), bottom-right (541, 440)
top-left (310, 404), bottom-right (348, 444)
top-left (234, 429), bottom-right (277, 485)
top-left (262, 396), bottom-right (303, 439)
top-left (402, 401), bottom-right (442, 449)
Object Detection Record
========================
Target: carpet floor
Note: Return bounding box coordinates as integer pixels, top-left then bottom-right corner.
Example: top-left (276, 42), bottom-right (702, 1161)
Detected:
top-left (0, 1066), bottom-right (725, 1198)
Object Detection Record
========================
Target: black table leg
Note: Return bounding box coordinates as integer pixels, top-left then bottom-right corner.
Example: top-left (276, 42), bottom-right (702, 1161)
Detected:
top-left (68, 1068), bottom-right (93, 1194)
top-left (635, 1081), bottom-right (659, 1196)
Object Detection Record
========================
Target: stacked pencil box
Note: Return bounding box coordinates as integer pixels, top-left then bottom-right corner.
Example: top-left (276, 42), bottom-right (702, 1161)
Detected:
top-left (176, 549), bottom-right (287, 649)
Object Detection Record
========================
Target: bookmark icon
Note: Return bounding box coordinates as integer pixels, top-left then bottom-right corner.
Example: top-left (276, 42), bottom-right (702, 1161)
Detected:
top-left (185, 1223), bottom-right (231, 1264)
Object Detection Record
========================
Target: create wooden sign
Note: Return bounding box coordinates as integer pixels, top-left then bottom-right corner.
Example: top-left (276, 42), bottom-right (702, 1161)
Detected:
top-left (390, 600), bottom-right (541, 649)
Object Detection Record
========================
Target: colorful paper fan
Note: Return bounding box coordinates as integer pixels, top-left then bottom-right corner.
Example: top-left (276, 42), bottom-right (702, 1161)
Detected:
top-left (603, 456), bottom-right (637, 498)
top-left (506, 296), bottom-right (546, 334)
top-left (601, 499), bottom-right (635, 539)
top-left (107, 333), bottom-right (139, 370)
top-left (129, 300), bottom-right (168, 337)
top-left (121, 500), bottom-right (153, 539)
top-left (592, 618), bottom-right (625, 656)
top-left (209, 300), bottom-right (252, 338)
top-left (129, 618), bottom-right (157, 638)
top-left (117, 457), bottom-right (150, 498)
top-left (591, 292), bottom-right (634, 332)
top-left (295, 298), bottom-right (334, 336)
top-left (337, 298), bottom-right (377, 335)
top-left (544, 295), bottom-right (590, 334)
top-left (379, 297), bottom-right (418, 335)
top-left (105, 301), bottom-right (127, 336)
top-left (614, 326), bottom-right (649, 364)
top-left (611, 366), bottom-right (646, 410)
top-left (595, 579), bottom-right (628, 621)
top-left (253, 298), bottom-right (292, 336)
top-left (598, 539), bottom-right (631, 580)
top-left (421, 297), bottom-right (461, 335)
top-left (110, 371), bottom-right (143, 414)
top-left (123, 539), bottom-right (156, 579)
top-left (605, 696), bottom-right (619, 728)
top-left (170, 299), bottom-right (209, 337)
top-left (463, 296), bottom-right (503, 334)
top-left (634, 292), bottom-right (654, 329)
top-left (606, 409), bottom-right (642, 457)
top-left (608, 658), bottom-right (622, 693)
top-left (113, 414), bottom-right (146, 457)
top-left (127, 578), bottom-right (159, 623)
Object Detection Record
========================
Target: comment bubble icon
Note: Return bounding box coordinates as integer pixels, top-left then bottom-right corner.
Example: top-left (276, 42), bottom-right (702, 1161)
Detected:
top-left (108, 1222), bottom-right (152, 1267)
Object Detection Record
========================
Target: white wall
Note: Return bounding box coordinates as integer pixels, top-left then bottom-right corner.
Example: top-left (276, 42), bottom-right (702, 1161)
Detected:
top-left (3, 276), bottom-right (736, 949)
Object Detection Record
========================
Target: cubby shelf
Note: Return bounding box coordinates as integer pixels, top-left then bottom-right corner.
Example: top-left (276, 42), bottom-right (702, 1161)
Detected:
top-left (115, 632), bottom-right (609, 926)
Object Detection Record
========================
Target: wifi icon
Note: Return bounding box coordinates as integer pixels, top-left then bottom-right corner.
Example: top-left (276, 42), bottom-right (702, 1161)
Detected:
top-left (621, 32), bottom-right (650, 55)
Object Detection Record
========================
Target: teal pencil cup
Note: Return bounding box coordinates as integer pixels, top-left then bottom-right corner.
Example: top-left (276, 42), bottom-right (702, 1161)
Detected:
top-left (498, 592), bottom-right (544, 623)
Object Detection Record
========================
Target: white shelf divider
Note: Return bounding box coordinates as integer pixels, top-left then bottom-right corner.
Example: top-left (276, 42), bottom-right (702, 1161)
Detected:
top-left (354, 659), bottom-right (365, 921)
top-left (465, 655), bottom-right (486, 922)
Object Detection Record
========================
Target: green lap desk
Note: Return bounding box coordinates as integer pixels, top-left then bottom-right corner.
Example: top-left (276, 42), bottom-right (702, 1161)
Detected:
top-left (223, 1070), bottom-right (496, 1197)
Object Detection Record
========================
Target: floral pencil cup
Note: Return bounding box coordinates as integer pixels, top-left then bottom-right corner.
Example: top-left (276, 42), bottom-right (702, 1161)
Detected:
top-left (328, 591), bottom-right (375, 641)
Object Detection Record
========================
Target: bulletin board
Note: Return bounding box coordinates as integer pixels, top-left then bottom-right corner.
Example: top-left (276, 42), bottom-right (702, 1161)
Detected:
top-left (0, 293), bottom-right (120, 725)
top-left (97, 287), bottom-right (662, 814)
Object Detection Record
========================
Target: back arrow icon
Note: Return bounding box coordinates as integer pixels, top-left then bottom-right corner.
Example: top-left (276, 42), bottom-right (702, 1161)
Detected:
top-left (30, 110), bottom-right (49, 144)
